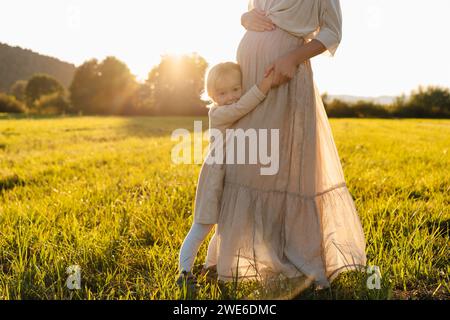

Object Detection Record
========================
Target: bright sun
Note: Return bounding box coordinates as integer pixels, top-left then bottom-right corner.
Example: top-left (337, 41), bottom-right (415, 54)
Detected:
top-left (104, 0), bottom-right (247, 82)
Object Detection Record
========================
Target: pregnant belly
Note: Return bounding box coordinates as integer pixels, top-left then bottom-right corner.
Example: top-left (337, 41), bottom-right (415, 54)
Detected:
top-left (236, 27), bottom-right (305, 89)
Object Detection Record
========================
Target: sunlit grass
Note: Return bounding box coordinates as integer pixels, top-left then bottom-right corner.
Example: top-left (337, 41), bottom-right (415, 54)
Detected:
top-left (0, 115), bottom-right (448, 299)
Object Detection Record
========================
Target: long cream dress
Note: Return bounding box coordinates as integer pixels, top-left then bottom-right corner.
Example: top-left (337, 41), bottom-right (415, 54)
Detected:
top-left (209, 0), bottom-right (367, 287)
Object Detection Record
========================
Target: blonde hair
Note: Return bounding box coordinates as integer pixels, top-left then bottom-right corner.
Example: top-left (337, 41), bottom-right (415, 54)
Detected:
top-left (205, 62), bottom-right (242, 106)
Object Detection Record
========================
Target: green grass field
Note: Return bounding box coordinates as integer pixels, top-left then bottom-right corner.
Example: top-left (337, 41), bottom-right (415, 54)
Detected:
top-left (0, 114), bottom-right (449, 300)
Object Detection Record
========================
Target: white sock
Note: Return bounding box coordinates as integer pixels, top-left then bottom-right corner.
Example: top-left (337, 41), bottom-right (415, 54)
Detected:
top-left (179, 223), bottom-right (214, 273)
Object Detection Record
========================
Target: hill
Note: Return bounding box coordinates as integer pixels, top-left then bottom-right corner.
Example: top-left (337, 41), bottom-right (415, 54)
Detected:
top-left (0, 42), bottom-right (76, 92)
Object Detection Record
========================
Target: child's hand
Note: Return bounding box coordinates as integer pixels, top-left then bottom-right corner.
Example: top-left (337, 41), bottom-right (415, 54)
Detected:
top-left (257, 70), bottom-right (274, 96)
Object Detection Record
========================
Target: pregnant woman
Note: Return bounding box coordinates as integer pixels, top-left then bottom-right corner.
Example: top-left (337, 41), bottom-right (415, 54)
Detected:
top-left (214, 0), bottom-right (367, 288)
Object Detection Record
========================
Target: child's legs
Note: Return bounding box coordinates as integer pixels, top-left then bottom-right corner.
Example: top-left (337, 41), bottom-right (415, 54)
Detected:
top-left (204, 229), bottom-right (218, 268)
top-left (179, 223), bottom-right (214, 273)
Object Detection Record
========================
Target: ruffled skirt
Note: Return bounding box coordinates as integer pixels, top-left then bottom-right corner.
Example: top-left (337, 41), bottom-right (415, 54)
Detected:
top-left (210, 27), bottom-right (367, 287)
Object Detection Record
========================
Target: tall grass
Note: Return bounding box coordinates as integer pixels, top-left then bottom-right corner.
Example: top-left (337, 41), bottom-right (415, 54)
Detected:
top-left (0, 115), bottom-right (448, 299)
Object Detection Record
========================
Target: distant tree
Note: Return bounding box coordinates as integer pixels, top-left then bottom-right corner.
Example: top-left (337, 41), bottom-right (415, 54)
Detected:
top-left (9, 80), bottom-right (27, 102)
top-left (146, 53), bottom-right (208, 116)
top-left (321, 92), bottom-right (329, 104)
top-left (70, 57), bottom-right (137, 115)
top-left (122, 82), bottom-right (153, 116)
top-left (0, 93), bottom-right (27, 113)
top-left (324, 98), bottom-right (356, 117)
top-left (409, 85), bottom-right (450, 117)
top-left (95, 57), bottom-right (138, 115)
top-left (34, 92), bottom-right (71, 115)
top-left (392, 86), bottom-right (450, 118)
top-left (69, 59), bottom-right (99, 114)
top-left (25, 74), bottom-right (64, 107)
top-left (352, 100), bottom-right (390, 118)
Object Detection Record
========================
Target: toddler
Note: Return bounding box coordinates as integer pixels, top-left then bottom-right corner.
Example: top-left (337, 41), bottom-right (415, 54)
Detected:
top-left (177, 62), bottom-right (274, 290)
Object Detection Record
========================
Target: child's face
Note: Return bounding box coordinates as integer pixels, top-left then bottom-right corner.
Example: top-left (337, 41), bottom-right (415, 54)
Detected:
top-left (212, 71), bottom-right (243, 106)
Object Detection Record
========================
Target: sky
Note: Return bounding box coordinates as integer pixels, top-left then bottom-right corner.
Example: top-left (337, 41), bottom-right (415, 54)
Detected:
top-left (1, 0), bottom-right (449, 97)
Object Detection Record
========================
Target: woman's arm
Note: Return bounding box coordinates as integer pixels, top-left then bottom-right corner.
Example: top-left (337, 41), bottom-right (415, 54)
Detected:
top-left (264, 0), bottom-right (343, 86)
top-left (264, 39), bottom-right (327, 87)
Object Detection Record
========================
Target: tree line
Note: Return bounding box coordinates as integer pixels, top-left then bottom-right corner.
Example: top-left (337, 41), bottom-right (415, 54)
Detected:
top-left (1, 54), bottom-right (209, 116)
top-left (322, 86), bottom-right (450, 118)
top-left (1, 53), bottom-right (449, 118)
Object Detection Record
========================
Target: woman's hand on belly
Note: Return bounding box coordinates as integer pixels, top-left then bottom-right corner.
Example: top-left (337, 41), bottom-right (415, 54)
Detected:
top-left (264, 39), bottom-right (328, 87)
top-left (241, 8), bottom-right (275, 32)
top-left (264, 52), bottom-right (299, 88)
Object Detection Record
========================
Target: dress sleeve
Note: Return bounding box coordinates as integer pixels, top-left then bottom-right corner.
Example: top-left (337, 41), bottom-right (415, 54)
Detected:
top-left (248, 0), bottom-right (253, 11)
top-left (209, 85), bottom-right (266, 128)
top-left (314, 0), bottom-right (343, 57)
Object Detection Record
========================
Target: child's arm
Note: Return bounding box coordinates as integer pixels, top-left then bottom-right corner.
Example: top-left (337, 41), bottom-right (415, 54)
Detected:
top-left (256, 70), bottom-right (274, 96)
top-left (210, 71), bottom-right (274, 127)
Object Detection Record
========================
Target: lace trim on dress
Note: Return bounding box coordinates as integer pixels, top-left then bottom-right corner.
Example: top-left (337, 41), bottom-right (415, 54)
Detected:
top-left (223, 180), bottom-right (348, 199)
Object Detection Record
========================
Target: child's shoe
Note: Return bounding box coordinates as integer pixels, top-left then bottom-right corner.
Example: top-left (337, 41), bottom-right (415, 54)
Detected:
top-left (199, 265), bottom-right (218, 283)
top-left (176, 270), bottom-right (199, 293)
